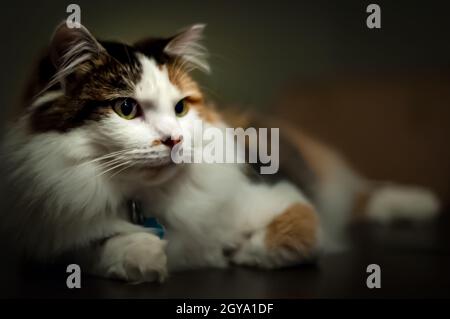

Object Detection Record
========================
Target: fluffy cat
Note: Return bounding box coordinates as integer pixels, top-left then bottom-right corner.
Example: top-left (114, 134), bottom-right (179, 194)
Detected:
top-left (0, 22), bottom-right (440, 283)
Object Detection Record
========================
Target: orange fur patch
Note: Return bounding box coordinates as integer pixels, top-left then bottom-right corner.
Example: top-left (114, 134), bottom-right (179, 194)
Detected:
top-left (166, 62), bottom-right (221, 123)
top-left (266, 203), bottom-right (319, 255)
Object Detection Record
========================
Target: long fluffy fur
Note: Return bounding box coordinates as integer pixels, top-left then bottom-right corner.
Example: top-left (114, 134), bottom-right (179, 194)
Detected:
top-left (0, 23), bottom-right (440, 283)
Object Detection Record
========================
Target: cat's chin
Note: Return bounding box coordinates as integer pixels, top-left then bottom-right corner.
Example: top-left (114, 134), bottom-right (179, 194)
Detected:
top-left (124, 162), bottom-right (182, 186)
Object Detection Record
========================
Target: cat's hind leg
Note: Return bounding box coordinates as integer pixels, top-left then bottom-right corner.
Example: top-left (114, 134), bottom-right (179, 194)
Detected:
top-left (232, 202), bottom-right (320, 268)
top-left (230, 182), bottom-right (322, 269)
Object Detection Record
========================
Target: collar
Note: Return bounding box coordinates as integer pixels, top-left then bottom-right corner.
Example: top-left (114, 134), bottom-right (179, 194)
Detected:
top-left (127, 199), bottom-right (165, 239)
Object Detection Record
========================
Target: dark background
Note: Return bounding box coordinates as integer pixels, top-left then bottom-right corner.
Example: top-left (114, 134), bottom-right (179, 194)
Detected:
top-left (2, 0), bottom-right (450, 106)
top-left (0, 0), bottom-right (450, 299)
top-left (1, 0), bottom-right (449, 202)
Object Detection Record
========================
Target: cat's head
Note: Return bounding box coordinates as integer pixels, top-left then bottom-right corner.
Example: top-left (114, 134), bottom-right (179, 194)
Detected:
top-left (24, 22), bottom-right (218, 185)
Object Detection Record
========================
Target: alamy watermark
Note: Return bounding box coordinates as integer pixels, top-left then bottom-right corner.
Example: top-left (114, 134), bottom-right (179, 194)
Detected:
top-left (66, 4), bottom-right (81, 28)
top-left (366, 4), bottom-right (381, 29)
top-left (170, 120), bottom-right (280, 175)
top-left (66, 264), bottom-right (81, 288)
top-left (366, 264), bottom-right (381, 289)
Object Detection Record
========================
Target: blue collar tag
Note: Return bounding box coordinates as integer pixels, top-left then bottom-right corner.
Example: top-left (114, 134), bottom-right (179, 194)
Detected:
top-left (143, 217), bottom-right (165, 239)
top-left (128, 200), bottom-right (165, 239)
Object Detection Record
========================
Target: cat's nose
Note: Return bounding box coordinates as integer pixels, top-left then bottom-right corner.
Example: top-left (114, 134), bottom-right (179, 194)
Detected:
top-left (161, 135), bottom-right (183, 148)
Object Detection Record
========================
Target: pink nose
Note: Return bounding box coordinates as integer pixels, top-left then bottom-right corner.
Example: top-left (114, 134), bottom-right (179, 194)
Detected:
top-left (161, 136), bottom-right (183, 148)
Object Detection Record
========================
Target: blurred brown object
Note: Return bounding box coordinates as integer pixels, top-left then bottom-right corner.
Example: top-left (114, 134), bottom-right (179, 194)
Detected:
top-left (276, 70), bottom-right (450, 204)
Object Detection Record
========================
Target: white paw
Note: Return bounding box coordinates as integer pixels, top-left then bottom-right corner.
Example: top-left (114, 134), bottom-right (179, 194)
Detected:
top-left (367, 185), bottom-right (441, 223)
top-left (104, 233), bottom-right (168, 283)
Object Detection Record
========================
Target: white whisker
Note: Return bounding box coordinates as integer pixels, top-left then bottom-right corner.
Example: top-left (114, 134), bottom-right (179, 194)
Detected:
top-left (95, 161), bottom-right (131, 179)
top-left (77, 149), bottom-right (132, 167)
top-left (109, 161), bottom-right (135, 179)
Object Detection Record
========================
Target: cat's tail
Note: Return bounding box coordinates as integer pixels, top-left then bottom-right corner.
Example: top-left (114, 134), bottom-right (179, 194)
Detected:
top-left (283, 127), bottom-right (441, 250)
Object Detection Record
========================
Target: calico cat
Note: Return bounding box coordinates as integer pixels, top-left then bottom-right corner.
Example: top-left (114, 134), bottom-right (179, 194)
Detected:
top-left (0, 22), bottom-right (440, 283)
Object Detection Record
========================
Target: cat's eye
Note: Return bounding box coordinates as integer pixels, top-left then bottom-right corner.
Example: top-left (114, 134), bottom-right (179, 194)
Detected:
top-left (174, 99), bottom-right (189, 117)
top-left (113, 98), bottom-right (140, 120)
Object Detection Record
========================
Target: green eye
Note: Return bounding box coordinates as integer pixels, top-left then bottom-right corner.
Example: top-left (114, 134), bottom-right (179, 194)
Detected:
top-left (174, 99), bottom-right (189, 117)
top-left (113, 98), bottom-right (139, 120)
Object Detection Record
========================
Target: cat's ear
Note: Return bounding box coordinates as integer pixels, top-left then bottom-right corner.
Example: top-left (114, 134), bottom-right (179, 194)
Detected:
top-left (47, 22), bottom-right (105, 90)
top-left (135, 24), bottom-right (209, 73)
top-left (49, 21), bottom-right (104, 69)
top-left (164, 24), bottom-right (210, 73)
top-left (164, 24), bottom-right (209, 72)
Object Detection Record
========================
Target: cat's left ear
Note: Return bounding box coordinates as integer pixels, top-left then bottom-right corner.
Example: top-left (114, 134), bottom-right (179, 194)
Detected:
top-left (164, 24), bottom-right (209, 72)
top-left (137, 24), bottom-right (210, 73)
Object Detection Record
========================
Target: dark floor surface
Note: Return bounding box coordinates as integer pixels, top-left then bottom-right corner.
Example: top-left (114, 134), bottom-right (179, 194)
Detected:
top-left (1, 213), bottom-right (450, 298)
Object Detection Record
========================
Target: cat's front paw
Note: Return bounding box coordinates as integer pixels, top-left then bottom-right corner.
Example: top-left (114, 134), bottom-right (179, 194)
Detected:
top-left (102, 232), bottom-right (168, 283)
top-left (231, 203), bottom-right (321, 268)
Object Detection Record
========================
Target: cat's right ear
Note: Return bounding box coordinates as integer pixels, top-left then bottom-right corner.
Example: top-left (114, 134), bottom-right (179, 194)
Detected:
top-left (50, 21), bottom-right (104, 68)
top-left (48, 22), bottom-right (104, 86)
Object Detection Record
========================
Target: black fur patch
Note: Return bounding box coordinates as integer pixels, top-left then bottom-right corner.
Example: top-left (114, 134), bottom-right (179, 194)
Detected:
top-left (134, 37), bottom-right (173, 65)
top-left (245, 123), bottom-right (317, 201)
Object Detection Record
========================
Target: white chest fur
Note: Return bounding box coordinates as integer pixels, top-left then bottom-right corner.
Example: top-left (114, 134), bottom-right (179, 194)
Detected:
top-left (141, 163), bottom-right (306, 270)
